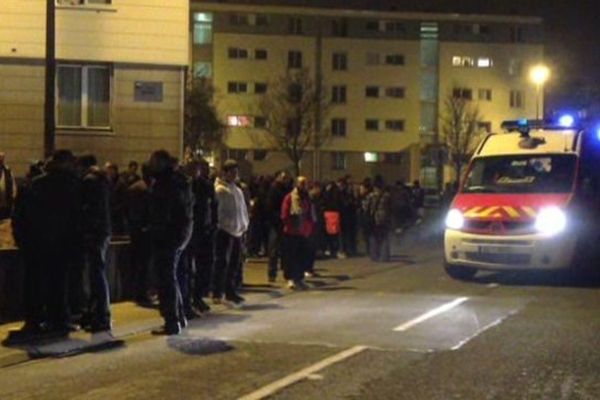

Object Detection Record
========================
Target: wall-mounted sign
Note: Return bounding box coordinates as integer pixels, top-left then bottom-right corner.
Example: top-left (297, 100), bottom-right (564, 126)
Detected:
top-left (134, 81), bottom-right (163, 102)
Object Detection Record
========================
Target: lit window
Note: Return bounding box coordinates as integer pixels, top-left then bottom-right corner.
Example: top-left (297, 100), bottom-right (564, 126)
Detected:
top-left (452, 56), bottom-right (462, 67)
top-left (193, 12), bottom-right (213, 45)
top-left (57, 64), bottom-right (111, 128)
top-left (333, 53), bottom-right (348, 71)
top-left (364, 152), bottom-right (379, 162)
top-left (227, 115), bottom-right (252, 127)
top-left (477, 57), bottom-right (493, 68)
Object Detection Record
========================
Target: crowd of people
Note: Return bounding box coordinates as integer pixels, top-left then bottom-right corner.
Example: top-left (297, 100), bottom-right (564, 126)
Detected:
top-left (0, 149), bottom-right (431, 341)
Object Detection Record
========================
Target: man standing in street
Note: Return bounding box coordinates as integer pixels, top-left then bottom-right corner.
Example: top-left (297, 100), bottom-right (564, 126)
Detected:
top-left (148, 150), bottom-right (194, 335)
top-left (266, 171), bottom-right (291, 282)
top-left (213, 160), bottom-right (249, 308)
top-left (79, 155), bottom-right (113, 333)
top-left (0, 152), bottom-right (16, 220)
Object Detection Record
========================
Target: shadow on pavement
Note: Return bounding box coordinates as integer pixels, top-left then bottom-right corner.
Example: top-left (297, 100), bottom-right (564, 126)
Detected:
top-left (166, 336), bottom-right (233, 356)
top-left (470, 270), bottom-right (600, 289)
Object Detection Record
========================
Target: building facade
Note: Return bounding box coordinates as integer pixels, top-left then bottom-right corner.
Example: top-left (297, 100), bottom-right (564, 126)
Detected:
top-left (190, 1), bottom-right (544, 186)
top-left (0, 0), bottom-right (189, 175)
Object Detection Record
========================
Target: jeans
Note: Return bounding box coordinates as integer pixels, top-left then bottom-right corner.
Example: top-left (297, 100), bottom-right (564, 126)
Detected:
top-left (155, 244), bottom-right (185, 325)
top-left (368, 226), bottom-right (390, 262)
top-left (85, 235), bottom-right (111, 326)
top-left (213, 230), bottom-right (242, 299)
top-left (281, 234), bottom-right (310, 282)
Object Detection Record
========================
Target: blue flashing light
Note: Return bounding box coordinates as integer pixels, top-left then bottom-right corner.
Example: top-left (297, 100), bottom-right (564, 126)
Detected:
top-left (558, 114), bottom-right (575, 128)
top-left (596, 127), bottom-right (600, 142)
top-left (517, 118), bottom-right (529, 127)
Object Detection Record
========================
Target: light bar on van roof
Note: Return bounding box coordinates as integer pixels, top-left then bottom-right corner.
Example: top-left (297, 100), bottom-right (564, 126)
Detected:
top-left (501, 117), bottom-right (581, 133)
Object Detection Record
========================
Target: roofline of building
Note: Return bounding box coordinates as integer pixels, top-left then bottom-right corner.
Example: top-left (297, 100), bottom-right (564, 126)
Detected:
top-left (191, 1), bottom-right (543, 24)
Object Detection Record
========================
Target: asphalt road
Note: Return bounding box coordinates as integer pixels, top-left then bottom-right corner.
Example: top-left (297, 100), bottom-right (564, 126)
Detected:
top-left (1, 229), bottom-right (599, 400)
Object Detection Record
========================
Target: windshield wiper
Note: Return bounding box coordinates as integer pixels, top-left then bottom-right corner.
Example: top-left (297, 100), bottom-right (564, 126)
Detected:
top-left (464, 186), bottom-right (497, 193)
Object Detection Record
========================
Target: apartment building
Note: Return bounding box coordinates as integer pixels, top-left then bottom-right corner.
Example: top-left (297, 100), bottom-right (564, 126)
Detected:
top-left (0, 0), bottom-right (189, 175)
top-left (190, 1), bottom-right (544, 185)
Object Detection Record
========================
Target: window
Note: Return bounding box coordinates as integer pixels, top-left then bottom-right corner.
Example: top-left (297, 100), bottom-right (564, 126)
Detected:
top-left (384, 21), bottom-right (405, 33)
top-left (57, 64), bottom-right (110, 128)
top-left (365, 119), bottom-right (379, 131)
top-left (229, 149), bottom-right (248, 160)
top-left (366, 21), bottom-right (379, 31)
top-left (385, 119), bottom-right (405, 131)
top-left (254, 82), bottom-right (267, 94)
top-left (471, 24), bottom-right (491, 35)
top-left (332, 53), bottom-right (348, 71)
top-left (288, 51), bottom-right (302, 69)
top-left (193, 12), bottom-right (213, 45)
top-left (228, 47), bottom-right (248, 59)
top-left (453, 88), bottom-right (473, 100)
top-left (331, 152), bottom-right (347, 170)
top-left (364, 152), bottom-right (379, 162)
top-left (478, 121), bottom-right (492, 133)
top-left (477, 57), bottom-right (493, 68)
top-left (365, 86), bottom-right (379, 98)
top-left (366, 52), bottom-right (380, 65)
top-left (452, 56), bottom-right (475, 67)
top-left (255, 49), bottom-right (268, 60)
top-left (331, 118), bottom-right (347, 137)
top-left (57, 0), bottom-right (112, 4)
top-left (227, 115), bottom-right (252, 127)
top-left (254, 117), bottom-right (267, 128)
top-left (227, 81), bottom-right (248, 94)
top-left (385, 54), bottom-right (405, 65)
top-left (510, 26), bottom-right (524, 43)
top-left (509, 59), bottom-right (523, 76)
top-left (193, 62), bottom-right (212, 78)
top-left (288, 17), bottom-right (303, 34)
top-left (385, 87), bottom-right (405, 98)
top-left (332, 19), bottom-right (348, 37)
top-left (255, 14), bottom-right (269, 27)
top-left (229, 13), bottom-right (249, 26)
top-left (332, 86), bottom-right (347, 104)
top-left (510, 90), bottom-right (524, 108)
top-left (478, 89), bottom-right (492, 101)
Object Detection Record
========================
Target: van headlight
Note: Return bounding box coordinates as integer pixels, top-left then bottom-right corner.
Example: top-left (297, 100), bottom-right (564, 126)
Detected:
top-left (445, 209), bottom-right (464, 230)
top-left (535, 207), bottom-right (567, 235)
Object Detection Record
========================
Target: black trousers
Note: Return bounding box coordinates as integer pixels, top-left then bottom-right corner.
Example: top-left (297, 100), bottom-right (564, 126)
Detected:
top-left (213, 230), bottom-right (242, 299)
top-left (281, 234), bottom-right (310, 282)
top-left (178, 230), bottom-right (214, 311)
top-left (267, 225), bottom-right (282, 279)
top-left (21, 249), bottom-right (45, 327)
top-left (155, 244), bottom-right (184, 325)
top-left (84, 236), bottom-right (111, 326)
top-left (130, 226), bottom-right (152, 301)
top-left (40, 246), bottom-right (72, 330)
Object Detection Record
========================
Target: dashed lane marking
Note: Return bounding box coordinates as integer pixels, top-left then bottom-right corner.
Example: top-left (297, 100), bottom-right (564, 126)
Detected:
top-left (393, 297), bottom-right (470, 332)
top-left (237, 345), bottom-right (369, 400)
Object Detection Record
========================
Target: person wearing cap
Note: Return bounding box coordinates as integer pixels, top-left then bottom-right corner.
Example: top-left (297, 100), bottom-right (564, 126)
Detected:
top-left (212, 159), bottom-right (249, 307)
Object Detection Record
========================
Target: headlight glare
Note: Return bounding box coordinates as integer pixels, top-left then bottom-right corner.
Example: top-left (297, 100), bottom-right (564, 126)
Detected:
top-left (535, 206), bottom-right (567, 235)
top-left (445, 209), bottom-right (464, 230)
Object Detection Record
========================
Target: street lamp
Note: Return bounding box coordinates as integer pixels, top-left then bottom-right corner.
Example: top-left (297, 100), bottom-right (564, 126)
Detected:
top-left (529, 64), bottom-right (550, 120)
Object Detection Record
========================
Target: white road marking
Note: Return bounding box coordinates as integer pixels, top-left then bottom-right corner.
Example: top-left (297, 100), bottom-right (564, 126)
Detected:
top-left (487, 283), bottom-right (500, 288)
top-left (393, 297), bottom-right (470, 332)
top-left (450, 308), bottom-right (520, 350)
top-left (237, 345), bottom-right (368, 400)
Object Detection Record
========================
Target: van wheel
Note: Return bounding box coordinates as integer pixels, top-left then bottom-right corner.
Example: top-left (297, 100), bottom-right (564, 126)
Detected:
top-left (444, 263), bottom-right (477, 280)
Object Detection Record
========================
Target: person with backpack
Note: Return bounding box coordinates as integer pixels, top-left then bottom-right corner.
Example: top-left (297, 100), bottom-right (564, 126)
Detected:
top-left (364, 175), bottom-right (392, 262)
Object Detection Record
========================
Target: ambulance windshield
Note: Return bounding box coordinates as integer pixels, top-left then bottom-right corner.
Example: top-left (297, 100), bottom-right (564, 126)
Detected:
top-left (463, 154), bottom-right (577, 194)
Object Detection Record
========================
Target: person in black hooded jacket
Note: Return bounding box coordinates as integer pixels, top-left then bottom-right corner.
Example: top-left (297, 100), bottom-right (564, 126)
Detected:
top-left (148, 150), bottom-right (193, 335)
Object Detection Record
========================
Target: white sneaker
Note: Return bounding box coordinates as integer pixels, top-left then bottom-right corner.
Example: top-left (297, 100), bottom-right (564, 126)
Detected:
top-left (287, 280), bottom-right (297, 289)
top-left (337, 252), bottom-right (347, 259)
top-left (324, 250), bottom-right (331, 257)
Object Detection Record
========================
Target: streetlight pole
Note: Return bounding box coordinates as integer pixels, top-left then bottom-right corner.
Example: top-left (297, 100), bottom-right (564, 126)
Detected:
top-left (529, 64), bottom-right (549, 121)
top-left (44, 0), bottom-right (56, 158)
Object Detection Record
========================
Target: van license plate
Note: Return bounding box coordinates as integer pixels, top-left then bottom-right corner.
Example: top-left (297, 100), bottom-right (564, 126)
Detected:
top-left (478, 246), bottom-right (510, 254)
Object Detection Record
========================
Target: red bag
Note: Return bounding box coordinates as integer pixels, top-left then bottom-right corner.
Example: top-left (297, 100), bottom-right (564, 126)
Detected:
top-left (324, 211), bottom-right (341, 235)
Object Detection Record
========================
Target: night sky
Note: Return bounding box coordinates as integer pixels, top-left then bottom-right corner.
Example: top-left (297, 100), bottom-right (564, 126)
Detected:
top-left (211, 0), bottom-right (598, 110)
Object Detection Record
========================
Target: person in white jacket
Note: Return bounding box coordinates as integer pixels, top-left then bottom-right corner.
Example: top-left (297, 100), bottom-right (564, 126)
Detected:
top-left (212, 160), bottom-right (249, 307)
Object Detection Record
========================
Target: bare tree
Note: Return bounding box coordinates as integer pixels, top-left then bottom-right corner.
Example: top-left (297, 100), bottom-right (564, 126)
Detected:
top-left (255, 68), bottom-right (330, 177)
top-left (184, 77), bottom-right (226, 160)
top-left (440, 93), bottom-right (486, 181)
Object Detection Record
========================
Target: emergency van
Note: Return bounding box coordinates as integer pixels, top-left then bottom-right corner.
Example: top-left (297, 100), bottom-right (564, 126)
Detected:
top-left (444, 117), bottom-right (600, 279)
